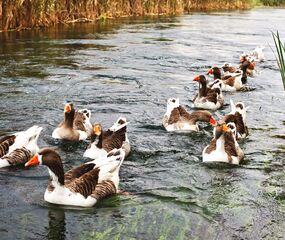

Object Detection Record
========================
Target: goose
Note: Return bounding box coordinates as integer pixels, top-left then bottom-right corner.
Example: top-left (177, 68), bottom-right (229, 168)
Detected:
top-left (162, 98), bottom-right (217, 132)
top-left (202, 122), bottom-right (244, 165)
top-left (83, 117), bottom-right (130, 160)
top-left (0, 125), bottom-right (42, 168)
top-left (207, 67), bottom-right (244, 91)
top-left (222, 63), bottom-right (237, 75)
top-left (223, 100), bottom-right (249, 139)
top-left (239, 55), bottom-right (256, 81)
top-left (25, 148), bottom-right (125, 207)
top-left (192, 75), bottom-right (224, 110)
top-left (250, 46), bottom-right (265, 62)
top-left (52, 103), bottom-right (92, 141)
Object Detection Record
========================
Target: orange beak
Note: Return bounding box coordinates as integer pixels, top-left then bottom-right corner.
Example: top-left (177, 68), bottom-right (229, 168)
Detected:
top-left (64, 103), bottom-right (71, 113)
top-left (25, 154), bottom-right (40, 167)
top-left (209, 117), bottom-right (217, 126)
top-left (193, 75), bottom-right (200, 81)
top-left (93, 125), bottom-right (101, 136)
top-left (222, 124), bottom-right (230, 133)
top-left (249, 62), bottom-right (255, 70)
top-left (207, 68), bottom-right (213, 75)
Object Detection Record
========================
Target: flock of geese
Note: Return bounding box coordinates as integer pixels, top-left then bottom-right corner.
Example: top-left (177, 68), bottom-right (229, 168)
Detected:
top-left (0, 46), bottom-right (265, 208)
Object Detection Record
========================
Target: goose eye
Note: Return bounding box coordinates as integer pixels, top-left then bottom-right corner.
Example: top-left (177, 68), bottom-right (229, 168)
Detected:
top-left (172, 99), bottom-right (175, 103)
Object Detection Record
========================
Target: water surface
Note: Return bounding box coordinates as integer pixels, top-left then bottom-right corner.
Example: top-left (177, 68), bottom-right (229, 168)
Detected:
top-left (1, 8), bottom-right (285, 239)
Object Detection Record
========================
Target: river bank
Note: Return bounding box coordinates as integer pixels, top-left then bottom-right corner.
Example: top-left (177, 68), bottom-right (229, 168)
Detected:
top-left (0, 0), bottom-right (284, 32)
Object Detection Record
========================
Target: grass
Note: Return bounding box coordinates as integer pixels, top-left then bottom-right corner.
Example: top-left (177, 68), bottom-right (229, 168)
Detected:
top-left (272, 31), bottom-right (285, 90)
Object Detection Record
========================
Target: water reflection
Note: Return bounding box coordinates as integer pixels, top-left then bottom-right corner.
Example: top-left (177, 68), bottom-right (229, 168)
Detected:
top-left (47, 208), bottom-right (66, 240)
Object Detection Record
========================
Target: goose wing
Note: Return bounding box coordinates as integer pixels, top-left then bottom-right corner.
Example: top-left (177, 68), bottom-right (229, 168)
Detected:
top-left (73, 112), bottom-right (87, 132)
top-left (1, 147), bottom-right (32, 166)
top-left (102, 129), bottom-right (126, 153)
top-left (224, 133), bottom-right (238, 160)
top-left (64, 162), bottom-right (96, 185)
top-left (0, 135), bottom-right (16, 158)
top-left (168, 107), bottom-right (180, 125)
top-left (204, 89), bottom-right (218, 104)
top-left (66, 167), bottom-right (100, 198)
top-left (90, 180), bottom-right (117, 201)
top-left (222, 75), bottom-right (235, 86)
top-left (177, 106), bottom-right (195, 123)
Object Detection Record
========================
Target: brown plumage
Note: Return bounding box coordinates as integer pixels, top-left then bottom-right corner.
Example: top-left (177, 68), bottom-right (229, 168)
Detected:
top-left (53, 103), bottom-right (90, 141)
top-left (209, 67), bottom-right (237, 86)
top-left (193, 75), bottom-right (221, 104)
top-left (73, 112), bottom-right (87, 132)
top-left (25, 148), bottom-right (124, 207)
top-left (2, 147), bottom-right (32, 166)
top-left (0, 135), bottom-right (16, 158)
top-left (91, 180), bottom-right (117, 200)
top-left (64, 163), bottom-right (96, 185)
top-left (222, 64), bottom-right (237, 73)
top-left (223, 112), bottom-right (248, 138)
top-left (204, 124), bottom-right (242, 163)
top-left (66, 168), bottom-right (100, 198)
top-left (90, 124), bottom-right (127, 153)
top-left (168, 106), bottom-right (213, 125)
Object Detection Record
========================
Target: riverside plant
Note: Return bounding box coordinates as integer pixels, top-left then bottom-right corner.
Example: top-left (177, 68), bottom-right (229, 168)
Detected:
top-left (272, 31), bottom-right (285, 90)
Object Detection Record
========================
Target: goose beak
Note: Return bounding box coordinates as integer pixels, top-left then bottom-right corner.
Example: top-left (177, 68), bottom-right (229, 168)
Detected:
top-left (209, 117), bottom-right (217, 126)
top-left (193, 75), bottom-right (200, 81)
top-left (64, 103), bottom-right (71, 113)
top-left (25, 154), bottom-right (40, 167)
top-left (93, 125), bottom-right (102, 136)
top-left (207, 69), bottom-right (213, 75)
top-left (222, 124), bottom-right (230, 133)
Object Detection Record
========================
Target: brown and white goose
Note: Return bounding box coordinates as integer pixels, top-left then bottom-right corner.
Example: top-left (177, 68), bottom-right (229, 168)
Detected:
top-left (192, 75), bottom-right (224, 110)
top-left (207, 66), bottom-right (244, 91)
top-left (239, 55), bottom-right (257, 81)
top-left (202, 122), bottom-right (244, 165)
top-left (52, 103), bottom-right (92, 141)
top-left (222, 63), bottom-right (237, 75)
top-left (25, 148), bottom-right (125, 207)
top-left (162, 98), bottom-right (217, 132)
top-left (0, 125), bottom-right (42, 168)
top-left (83, 117), bottom-right (130, 160)
top-left (223, 100), bottom-right (249, 139)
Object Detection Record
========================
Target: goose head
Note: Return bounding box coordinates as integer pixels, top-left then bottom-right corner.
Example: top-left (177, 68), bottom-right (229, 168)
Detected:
top-left (25, 148), bottom-right (64, 185)
top-left (78, 108), bottom-right (91, 120)
top-left (230, 100), bottom-right (249, 121)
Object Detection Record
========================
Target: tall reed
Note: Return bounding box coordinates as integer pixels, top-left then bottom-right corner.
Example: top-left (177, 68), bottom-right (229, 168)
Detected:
top-left (272, 31), bottom-right (285, 90)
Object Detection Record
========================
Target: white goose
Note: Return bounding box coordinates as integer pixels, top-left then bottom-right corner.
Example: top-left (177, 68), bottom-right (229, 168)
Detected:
top-left (0, 125), bottom-right (42, 168)
top-left (162, 98), bottom-right (217, 132)
top-left (25, 148), bottom-right (125, 207)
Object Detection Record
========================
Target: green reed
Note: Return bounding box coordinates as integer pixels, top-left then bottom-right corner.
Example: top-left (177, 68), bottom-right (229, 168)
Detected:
top-left (272, 31), bottom-right (285, 90)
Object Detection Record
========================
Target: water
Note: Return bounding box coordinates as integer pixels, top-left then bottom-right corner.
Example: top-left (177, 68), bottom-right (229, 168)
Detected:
top-left (1, 8), bottom-right (285, 239)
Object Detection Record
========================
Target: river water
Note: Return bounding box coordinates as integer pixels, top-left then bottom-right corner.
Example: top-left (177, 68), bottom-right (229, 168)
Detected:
top-left (0, 8), bottom-right (285, 239)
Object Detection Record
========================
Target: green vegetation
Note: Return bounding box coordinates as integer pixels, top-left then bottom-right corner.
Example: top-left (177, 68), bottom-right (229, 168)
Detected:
top-left (260, 0), bottom-right (285, 6)
top-left (272, 31), bottom-right (285, 90)
top-left (0, 0), bottom-right (284, 31)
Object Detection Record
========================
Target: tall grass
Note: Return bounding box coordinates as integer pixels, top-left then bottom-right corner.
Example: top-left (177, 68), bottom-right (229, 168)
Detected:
top-left (272, 31), bottom-right (285, 90)
top-left (260, 0), bottom-right (285, 6)
top-left (0, 0), bottom-right (285, 31)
